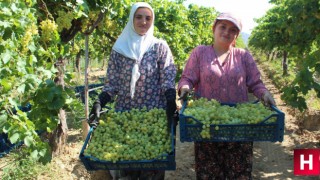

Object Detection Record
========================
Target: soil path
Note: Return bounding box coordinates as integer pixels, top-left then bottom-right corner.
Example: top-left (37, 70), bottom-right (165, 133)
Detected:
top-left (251, 65), bottom-right (319, 180)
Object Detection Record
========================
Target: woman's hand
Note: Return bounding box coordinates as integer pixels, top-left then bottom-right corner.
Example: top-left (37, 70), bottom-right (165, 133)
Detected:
top-left (262, 91), bottom-right (276, 107)
top-left (88, 101), bottom-right (102, 128)
top-left (178, 88), bottom-right (192, 101)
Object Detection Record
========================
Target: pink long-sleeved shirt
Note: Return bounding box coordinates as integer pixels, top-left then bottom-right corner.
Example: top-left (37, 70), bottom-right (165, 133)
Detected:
top-left (178, 45), bottom-right (267, 103)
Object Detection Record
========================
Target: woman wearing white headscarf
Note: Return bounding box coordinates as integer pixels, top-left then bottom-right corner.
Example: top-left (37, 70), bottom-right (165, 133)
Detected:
top-left (89, 2), bottom-right (177, 180)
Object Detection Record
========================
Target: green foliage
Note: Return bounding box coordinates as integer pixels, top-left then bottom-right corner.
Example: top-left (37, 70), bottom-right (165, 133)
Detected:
top-left (62, 0), bottom-right (218, 82)
top-left (1, 155), bottom-right (50, 180)
top-left (254, 50), bottom-right (320, 111)
top-left (0, 0), bottom-right (83, 162)
top-left (0, 1), bottom-right (53, 162)
top-left (0, 1), bottom-right (49, 105)
top-left (249, 0), bottom-right (320, 111)
top-left (28, 80), bottom-right (73, 132)
top-left (84, 0), bottom-right (217, 80)
top-left (2, 109), bottom-right (52, 163)
top-left (152, 1), bottom-right (217, 81)
top-left (236, 34), bottom-right (246, 49)
top-left (260, 57), bottom-right (295, 87)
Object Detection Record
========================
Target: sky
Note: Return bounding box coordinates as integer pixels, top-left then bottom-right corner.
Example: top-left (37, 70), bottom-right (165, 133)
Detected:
top-left (183, 0), bottom-right (274, 34)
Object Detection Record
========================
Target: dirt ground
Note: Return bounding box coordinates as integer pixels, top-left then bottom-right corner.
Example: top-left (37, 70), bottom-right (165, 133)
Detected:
top-left (1, 67), bottom-right (320, 180)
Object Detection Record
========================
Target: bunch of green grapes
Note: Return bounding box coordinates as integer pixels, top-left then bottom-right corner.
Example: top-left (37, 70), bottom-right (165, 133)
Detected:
top-left (56, 10), bottom-right (75, 32)
top-left (21, 23), bottom-right (38, 54)
top-left (186, 97), bottom-right (220, 108)
top-left (39, 19), bottom-right (59, 42)
top-left (104, 18), bottom-right (117, 32)
top-left (183, 98), bottom-right (277, 138)
top-left (70, 43), bottom-right (80, 55)
top-left (84, 107), bottom-right (172, 163)
top-left (81, 10), bottom-right (100, 32)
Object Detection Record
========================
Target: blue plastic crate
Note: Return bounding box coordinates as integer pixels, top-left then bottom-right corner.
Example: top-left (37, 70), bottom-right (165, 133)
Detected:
top-left (1, 104), bottom-right (32, 158)
top-left (74, 83), bottom-right (104, 94)
top-left (74, 83), bottom-right (104, 104)
top-left (79, 120), bottom-right (176, 171)
top-left (179, 102), bottom-right (285, 142)
top-left (0, 133), bottom-right (23, 158)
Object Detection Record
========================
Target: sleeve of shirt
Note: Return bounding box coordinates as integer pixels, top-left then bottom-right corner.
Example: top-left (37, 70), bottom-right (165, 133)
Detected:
top-left (101, 50), bottom-right (119, 98)
top-left (159, 40), bottom-right (177, 92)
top-left (177, 46), bottom-right (201, 94)
top-left (244, 50), bottom-right (267, 99)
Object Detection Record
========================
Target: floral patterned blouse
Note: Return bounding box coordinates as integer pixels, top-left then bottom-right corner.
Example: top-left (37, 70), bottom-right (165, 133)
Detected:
top-left (102, 41), bottom-right (176, 111)
top-left (178, 45), bottom-right (267, 103)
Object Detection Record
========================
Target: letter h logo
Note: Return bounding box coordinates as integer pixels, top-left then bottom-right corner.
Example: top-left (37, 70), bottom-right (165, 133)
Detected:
top-left (294, 149), bottom-right (320, 176)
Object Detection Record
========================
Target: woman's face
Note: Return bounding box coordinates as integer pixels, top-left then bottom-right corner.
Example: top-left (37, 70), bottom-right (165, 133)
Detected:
top-left (213, 20), bottom-right (239, 46)
top-left (133, 7), bottom-right (153, 36)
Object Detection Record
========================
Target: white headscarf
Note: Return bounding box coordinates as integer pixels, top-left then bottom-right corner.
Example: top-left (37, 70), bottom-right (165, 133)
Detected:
top-left (112, 2), bottom-right (157, 99)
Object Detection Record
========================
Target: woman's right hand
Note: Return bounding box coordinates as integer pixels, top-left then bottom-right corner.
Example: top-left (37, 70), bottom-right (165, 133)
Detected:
top-left (88, 101), bottom-right (102, 128)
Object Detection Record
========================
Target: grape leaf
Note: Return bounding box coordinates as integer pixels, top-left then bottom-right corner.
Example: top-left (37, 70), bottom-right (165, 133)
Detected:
top-left (24, 135), bottom-right (33, 147)
top-left (9, 132), bottom-right (20, 144)
top-left (1, 49), bottom-right (12, 64)
top-left (31, 150), bottom-right (38, 159)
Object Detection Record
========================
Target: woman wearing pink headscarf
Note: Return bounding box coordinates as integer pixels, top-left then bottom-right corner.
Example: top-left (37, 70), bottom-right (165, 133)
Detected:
top-left (178, 12), bottom-right (275, 179)
top-left (89, 2), bottom-right (177, 180)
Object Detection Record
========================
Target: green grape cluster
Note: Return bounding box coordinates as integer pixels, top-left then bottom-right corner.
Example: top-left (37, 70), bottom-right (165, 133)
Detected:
top-left (70, 43), bottom-right (80, 55)
top-left (183, 98), bottom-right (277, 138)
top-left (56, 11), bottom-right (75, 32)
top-left (104, 19), bottom-right (117, 32)
top-left (84, 107), bottom-right (172, 163)
top-left (40, 19), bottom-right (58, 42)
top-left (21, 23), bottom-right (38, 53)
top-left (81, 10), bottom-right (100, 32)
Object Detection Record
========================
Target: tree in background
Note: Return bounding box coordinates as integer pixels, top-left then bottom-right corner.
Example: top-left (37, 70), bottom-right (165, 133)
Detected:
top-left (248, 0), bottom-right (320, 111)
